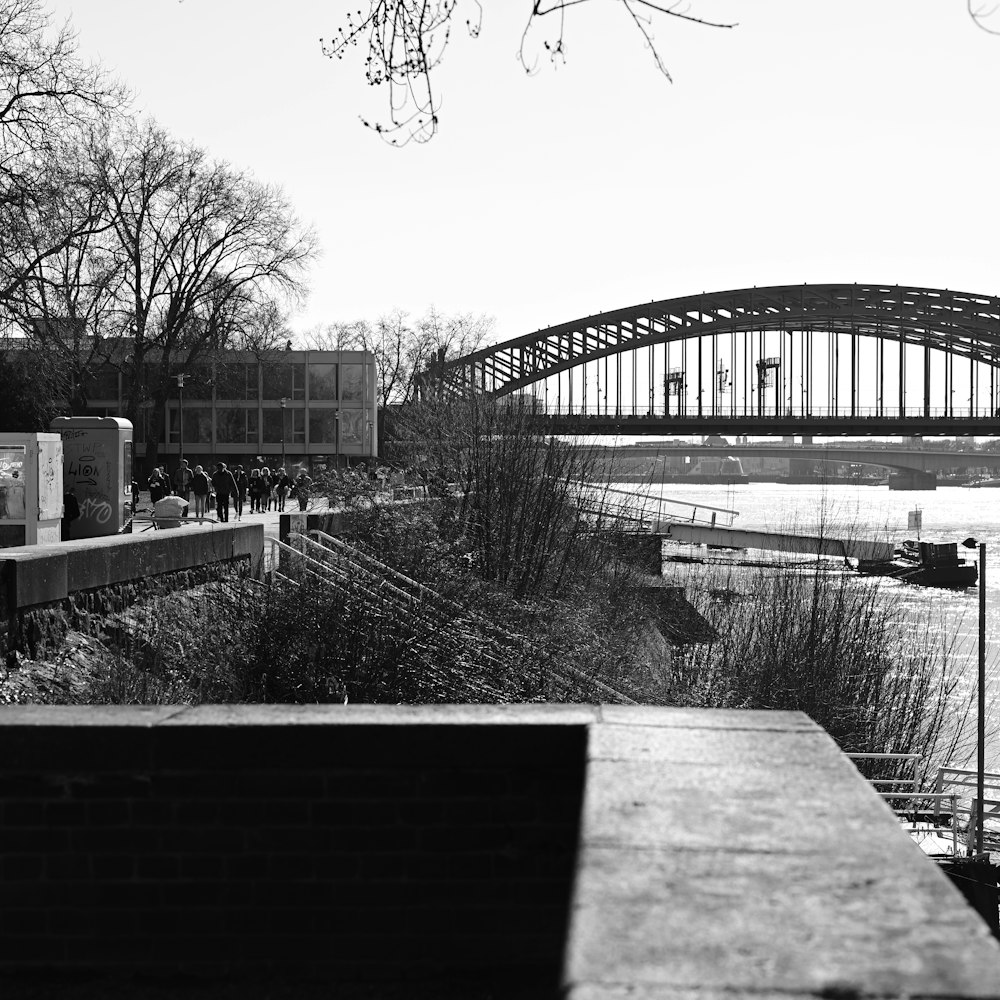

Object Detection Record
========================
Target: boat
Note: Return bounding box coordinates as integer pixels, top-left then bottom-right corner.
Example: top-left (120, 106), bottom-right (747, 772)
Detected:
top-left (857, 539), bottom-right (978, 588)
top-left (963, 478), bottom-right (1000, 488)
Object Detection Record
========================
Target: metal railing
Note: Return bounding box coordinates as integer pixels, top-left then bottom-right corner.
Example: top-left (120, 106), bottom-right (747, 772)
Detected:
top-left (573, 483), bottom-right (740, 532)
top-left (265, 529), bottom-right (638, 705)
top-left (848, 753), bottom-right (960, 856)
top-left (934, 766), bottom-right (1000, 854)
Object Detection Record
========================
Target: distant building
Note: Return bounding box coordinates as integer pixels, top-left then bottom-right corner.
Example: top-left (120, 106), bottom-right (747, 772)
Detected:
top-left (81, 349), bottom-right (378, 474)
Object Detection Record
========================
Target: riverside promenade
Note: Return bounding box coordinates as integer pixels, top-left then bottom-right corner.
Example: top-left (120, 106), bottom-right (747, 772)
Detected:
top-left (0, 703), bottom-right (998, 997)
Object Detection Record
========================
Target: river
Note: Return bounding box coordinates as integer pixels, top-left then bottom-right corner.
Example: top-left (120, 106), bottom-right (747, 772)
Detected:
top-left (619, 481), bottom-right (1000, 769)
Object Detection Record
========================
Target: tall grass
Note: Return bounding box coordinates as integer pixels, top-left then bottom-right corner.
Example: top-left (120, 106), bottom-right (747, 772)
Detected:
top-left (664, 558), bottom-right (976, 782)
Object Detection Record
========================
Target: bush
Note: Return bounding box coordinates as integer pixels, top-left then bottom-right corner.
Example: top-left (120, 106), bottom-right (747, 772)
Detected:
top-left (664, 560), bottom-right (975, 781)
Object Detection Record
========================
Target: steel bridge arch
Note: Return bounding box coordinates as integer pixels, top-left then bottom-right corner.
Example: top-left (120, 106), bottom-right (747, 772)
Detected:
top-left (432, 283), bottom-right (1000, 398)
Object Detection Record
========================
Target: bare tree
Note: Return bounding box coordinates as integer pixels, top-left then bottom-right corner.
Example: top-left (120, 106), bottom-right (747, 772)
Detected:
top-left (0, 0), bottom-right (123, 301)
top-left (2, 140), bottom-right (127, 413)
top-left (96, 119), bottom-right (319, 470)
top-left (321, 1), bottom-right (736, 143)
top-left (969, 0), bottom-right (1000, 34)
top-left (302, 306), bottom-right (493, 406)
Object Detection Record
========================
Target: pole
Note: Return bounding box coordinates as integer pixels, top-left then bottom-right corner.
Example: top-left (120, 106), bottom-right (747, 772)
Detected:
top-left (176, 374), bottom-right (186, 468)
top-left (978, 542), bottom-right (986, 855)
top-left (280, 397), bottom-right (287, 471)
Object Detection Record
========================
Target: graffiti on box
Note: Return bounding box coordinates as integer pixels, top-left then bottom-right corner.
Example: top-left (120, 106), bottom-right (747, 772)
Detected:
top-left (63, 439), bottom-right (113, 532)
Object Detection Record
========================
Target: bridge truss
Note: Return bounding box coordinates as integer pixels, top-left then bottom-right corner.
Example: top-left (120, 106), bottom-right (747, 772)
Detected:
top-left (428, 284), bottom-right (1000, 433)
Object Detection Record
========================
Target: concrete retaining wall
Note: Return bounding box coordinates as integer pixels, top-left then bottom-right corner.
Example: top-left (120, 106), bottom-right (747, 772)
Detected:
top-left (1, 705), bottom-right (999, 998)
top-left (0, 523), bottom-right (263, 660)
top-left (0, 704), bottom-right (587, 993)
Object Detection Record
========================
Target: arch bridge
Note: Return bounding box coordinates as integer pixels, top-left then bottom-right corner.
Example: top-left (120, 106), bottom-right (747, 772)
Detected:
top-left (428, 283), bottom-right (1000, 436)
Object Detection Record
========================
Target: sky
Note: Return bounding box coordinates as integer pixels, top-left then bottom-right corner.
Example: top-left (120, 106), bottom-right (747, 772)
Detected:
top-left (44, 1), bottom-right (1000, 348)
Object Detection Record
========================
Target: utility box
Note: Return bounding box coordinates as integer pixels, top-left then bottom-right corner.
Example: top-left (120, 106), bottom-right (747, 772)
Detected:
top-left (51, 417), bottom-right (134, 538)
top-left (0, 433), bottom-right (64, 547)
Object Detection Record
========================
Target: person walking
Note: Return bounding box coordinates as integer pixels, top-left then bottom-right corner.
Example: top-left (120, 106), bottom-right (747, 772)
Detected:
top-left (275, 468), bottom-right (292, 512)
top-left (248, 468), bottom-right (262, 513)
top-left (211, 462), bottom-right (238, 523)
top-left (172, 459), bottom-right (193, 516)
top-left (232, 464), bottom-right (248, 520)
top-left (293, 470), bottom-right (313, 511)
top-left (147, 466), bottom-right (166, 504)
top-left (260, 467), bottom-right (273, 512)
top-left (190, 465), bottom-right (211, 518)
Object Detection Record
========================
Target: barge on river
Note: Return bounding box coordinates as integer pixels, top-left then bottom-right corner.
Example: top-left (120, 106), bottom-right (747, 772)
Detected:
top-left (857, 540), bottom-right (978, 589)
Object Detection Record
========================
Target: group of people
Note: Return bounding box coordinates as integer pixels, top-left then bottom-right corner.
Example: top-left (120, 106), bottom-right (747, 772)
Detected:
top-left (147, 459), bottom-right (313, 522)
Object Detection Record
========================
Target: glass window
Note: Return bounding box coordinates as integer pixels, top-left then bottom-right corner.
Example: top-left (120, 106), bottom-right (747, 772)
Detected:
top-left (262, 408), bottom-right (283, 443)
top-left (262, 362), bottom-right (294, 399)
top-left (341, 364), bottom-right (363, 403)
top-left (309, 409), bottom-right (338, 445)
top-left (217, 407), bottom-right (258, 444)
top-left (170, 407), bottom-right (212, 443)
top-left (215, 362), bottom-right (258, 400)
top-left (291, 408), bottom-right (305, 443)
top-left (292, 365), bottom-right (305, 400)
top-left (309, 363), bottom-right (337, 400)
top-left (340, 409), bottom-right (363, 445)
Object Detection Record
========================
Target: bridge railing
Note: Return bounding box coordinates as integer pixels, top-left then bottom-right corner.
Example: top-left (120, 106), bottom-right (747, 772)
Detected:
top-left (535, 405), bottom-right (1000, 420)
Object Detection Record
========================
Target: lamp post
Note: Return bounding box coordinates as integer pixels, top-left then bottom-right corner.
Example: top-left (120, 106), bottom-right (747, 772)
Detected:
top-left (176, 374), bottom-right (187, 468)
top-left (962, 536), bottom-right (986, 856)
top-left (280, 397), bottom-right (287, 471)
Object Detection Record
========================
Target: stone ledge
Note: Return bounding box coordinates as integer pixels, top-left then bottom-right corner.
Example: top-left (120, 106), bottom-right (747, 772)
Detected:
top-left (0, 705), bottom-right (997, 998)
top-left (1, 523), bottom-right (263, 609)
top-left (563, 708), bottom-right (1000, 999)
top-left (0, 702), bottom-right (599, 727)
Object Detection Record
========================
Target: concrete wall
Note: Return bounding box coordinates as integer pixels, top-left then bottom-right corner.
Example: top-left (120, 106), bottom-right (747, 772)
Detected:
top-left (0, 523), bottom-right (263, 660)
top-left (0, 704), bottom-right (587, 994)
top-left (1, 705), bottom-right (999, 998)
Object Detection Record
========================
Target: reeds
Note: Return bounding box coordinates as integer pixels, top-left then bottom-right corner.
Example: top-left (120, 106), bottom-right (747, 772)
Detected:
top-left (664, 558), bottom-right (977, 783)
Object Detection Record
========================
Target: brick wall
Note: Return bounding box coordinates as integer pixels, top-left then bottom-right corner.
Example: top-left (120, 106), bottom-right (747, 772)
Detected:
top-left (0, 707), bottom-right (587, 993)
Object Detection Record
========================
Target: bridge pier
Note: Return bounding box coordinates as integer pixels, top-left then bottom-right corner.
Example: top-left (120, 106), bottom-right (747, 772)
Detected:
top-left (888, 469), bottom-right (937, 491)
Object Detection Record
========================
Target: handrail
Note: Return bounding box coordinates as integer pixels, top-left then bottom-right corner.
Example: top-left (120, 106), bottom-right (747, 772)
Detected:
top-left (888, 794), bottom-right (960, 856)
top-left (848, 753), bottom-right (962, 855)
top-left (270, 529), bottom-right (639, 706)
top-left (934, 766), bottom-right (1000, 849)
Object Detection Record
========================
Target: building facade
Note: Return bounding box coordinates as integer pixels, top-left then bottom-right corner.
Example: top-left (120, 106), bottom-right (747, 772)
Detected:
top-left (85, 350), bottom-right (378, 475)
